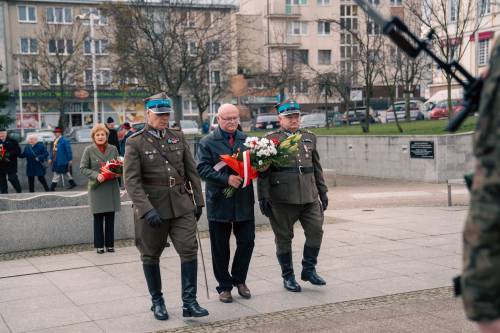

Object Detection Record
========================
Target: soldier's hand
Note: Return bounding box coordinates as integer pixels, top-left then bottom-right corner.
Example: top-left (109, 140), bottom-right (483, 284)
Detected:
top-left (319, 192), bottom-right (328, 211)
top-left (259, 199), bottom-right (272, 217)
top-left (144, 209), bottom-right (162, 228)
top-left (195, 206), bottom-right (203, 221)
top-left (228, 175), bottom-right (243, 188)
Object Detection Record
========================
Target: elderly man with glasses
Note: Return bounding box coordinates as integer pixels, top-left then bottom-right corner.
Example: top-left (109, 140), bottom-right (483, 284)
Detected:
top-left (196, 104), bottom-right (255, 303)
top-left (124, 92), bottom-right (208, 321)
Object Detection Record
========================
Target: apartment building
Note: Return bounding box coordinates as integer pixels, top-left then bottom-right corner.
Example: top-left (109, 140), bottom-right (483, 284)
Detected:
top-left (237, 0), bottom-right (420, 114)
top-left (429, 0), bottom-right (498, 99)
top-left (1, 0), bottom-right (237, 129)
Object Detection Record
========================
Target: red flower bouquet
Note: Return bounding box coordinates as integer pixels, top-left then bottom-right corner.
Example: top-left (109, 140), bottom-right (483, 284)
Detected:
top-left (89, 159), bottom-right (123, 189)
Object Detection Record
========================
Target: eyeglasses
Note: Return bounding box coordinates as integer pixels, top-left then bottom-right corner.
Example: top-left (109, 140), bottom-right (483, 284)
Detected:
top-left (219, 116), bottom-right (240, 122)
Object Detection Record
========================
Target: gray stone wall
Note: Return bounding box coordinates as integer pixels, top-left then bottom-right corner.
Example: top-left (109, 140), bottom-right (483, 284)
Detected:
top-left (316, 132), bottom-right (474, 183)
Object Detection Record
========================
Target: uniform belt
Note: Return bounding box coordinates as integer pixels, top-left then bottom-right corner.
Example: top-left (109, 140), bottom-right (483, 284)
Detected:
top-left (272, 166), bottom-right (314, 174)
top-left (143, 176), bottom-right (185, 187)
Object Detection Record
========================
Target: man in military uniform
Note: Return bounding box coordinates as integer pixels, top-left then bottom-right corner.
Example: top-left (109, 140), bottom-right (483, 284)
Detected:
top-left (124, 93), bottom-right (209, 321)
top-left (258, 99), bottom-right (329, 292)
top-left (460, 37), bottom-right (500, 333)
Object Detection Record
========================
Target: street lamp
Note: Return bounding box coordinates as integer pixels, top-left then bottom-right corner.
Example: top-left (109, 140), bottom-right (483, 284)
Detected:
top-left (76, 12), bottom-right (99, 125)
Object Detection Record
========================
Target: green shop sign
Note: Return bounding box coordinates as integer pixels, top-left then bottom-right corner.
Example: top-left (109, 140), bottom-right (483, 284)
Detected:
top-left (12, 89), bottom-right (150, 100)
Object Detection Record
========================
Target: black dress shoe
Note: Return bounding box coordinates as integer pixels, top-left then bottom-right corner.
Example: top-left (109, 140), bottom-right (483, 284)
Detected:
top-left (96, 248), bottom-right (104, 254)
top-left (301, 271), bottom-right (326, 285)
top-left (106, 247), bottom-right (115, 253)
top-left (182, 302), bottom-right (209, 317)
top-left (151, 301), bottom-right (169, 320)
top-left (283, 277), bottom-right (302, 292)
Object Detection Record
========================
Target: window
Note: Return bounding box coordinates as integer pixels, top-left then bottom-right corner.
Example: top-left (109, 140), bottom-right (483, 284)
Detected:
top-left (479, 39), bottom-right (490, 66)
top-left (85, 69), bottom-right (112, 85)
top-left (340, 60), bottom-right (353, 74)
top-left (450, 44), bottom-right (459, 61)
top-left (18, 5), bottom-right (37, 23)
top-left (367, 20), bottom-right (381, 35)
top-left (286, 0), bottom-right (307, 5)
top-left (317, 21), bottom-right (331, 35)
top-left (182, 11), bottom-right (196, 27)
top-left (211, 70), bottom-right (221, 86)
top-left (390, 0), bottom-right (402, 5)
top-left (449, 0), bottom-right (457, 22)
top-left (80, 8), bottom-right (108, 25)
top-left (340, 33), bottom-right (358, 59)
top-left (288, 80), bottom-right (309, 94)
top-left (207, 40), bottom-right (220, 55)
top-left (340, 5), bottom-right (358, 30)
top-left (21, 69), bottom-right (39, 85)
top-left (182, 99), bottom-right (199, 116)
top-left (187, 41), bottom-right (197, 56)
top-left (287, 49), bottom-right (309, 66)
top-left (84, 39), bottom-right (108, 55)
top-left (369, 0), bottom-right (380, 5)
top-left (318, 50), bottom-right (331, 65)
top-left (50, 71), bottom-right (74, 85)
top-left (317, 0), bottom-right (330, 4)
top-left (20, 38), bottom-right (38, 54)
top-left (46, 7), bottom-right (72, 24)
top-left (50, 71), bottom-right (60, 85)
top-left (479, 0), bottom-right (490, 16)
top-left (48, 39), bottom-right (73, 55)
top-left (288, 21), bottom-right (308, 35)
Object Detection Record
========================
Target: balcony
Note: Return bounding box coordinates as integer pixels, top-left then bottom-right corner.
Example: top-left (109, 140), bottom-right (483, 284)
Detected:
top-left (266, 35), bottom-right (301, 48)
top-left (267, 3), bottom-right (301, 19)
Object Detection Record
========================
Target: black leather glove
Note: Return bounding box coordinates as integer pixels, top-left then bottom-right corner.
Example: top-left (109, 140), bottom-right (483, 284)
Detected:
top-left (144, 209), bottom-right (162, 228)
top-left (319, 192), bottom-right (328, 211)
top-left (195, 206), bottom-right (203, 221)
top-left (259, 199), bottom-right (272, 218)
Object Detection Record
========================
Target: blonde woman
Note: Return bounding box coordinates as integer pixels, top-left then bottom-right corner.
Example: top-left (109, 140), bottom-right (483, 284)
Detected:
top-left (80, 124), bottom-right (121, 254)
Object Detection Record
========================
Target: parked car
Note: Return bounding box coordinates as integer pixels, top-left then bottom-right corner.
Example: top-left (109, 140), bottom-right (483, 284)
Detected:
top-left (344, 108), bottom-right (377, 125)
top-left (179, 120), bottom-right (201, 135)
top-left (73, 128), bottom-right (92, 143)
top-left (66, 126), bottom-right (92, 142)
top-left (301, 113), bottom-right (326, 128)
top-left (21, 130), bottom-right (55, 144)
top-left (210, 116), bottom-right (219, 131)
top-left (381, 100), bottom-right (425, 123)
top-left (429, 99), bottom-right (464, 120)
top-left (253, 114), bottom-right (280, 130)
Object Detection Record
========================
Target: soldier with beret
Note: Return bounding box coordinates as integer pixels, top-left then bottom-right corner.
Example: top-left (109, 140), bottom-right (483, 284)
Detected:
top-left (124, 92), bottom-right (208, 321)
top-left (258, 99), bottom-right (329, 292)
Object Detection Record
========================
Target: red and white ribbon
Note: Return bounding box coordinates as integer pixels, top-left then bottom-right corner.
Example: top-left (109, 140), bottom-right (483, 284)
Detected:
top-left (242, 150), bottom-right (251, 188)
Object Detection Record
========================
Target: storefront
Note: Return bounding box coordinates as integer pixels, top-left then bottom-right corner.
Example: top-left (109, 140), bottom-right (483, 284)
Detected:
top-left (11, 89), bottom-right (150, 129)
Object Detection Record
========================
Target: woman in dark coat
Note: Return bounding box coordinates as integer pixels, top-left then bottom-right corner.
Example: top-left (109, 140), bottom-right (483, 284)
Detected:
top-left (19, 134), bottom-right (50, 192)
top-left (80, 123), bottom-right (121, 254)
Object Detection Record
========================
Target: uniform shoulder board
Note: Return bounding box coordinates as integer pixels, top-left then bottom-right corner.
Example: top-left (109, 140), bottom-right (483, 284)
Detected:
top-left (266, 130), bottom-right (280, 136)
top-left (300, 129), bottom-right (313, 134)
top-left (169, 127), bottom-right (182, 132)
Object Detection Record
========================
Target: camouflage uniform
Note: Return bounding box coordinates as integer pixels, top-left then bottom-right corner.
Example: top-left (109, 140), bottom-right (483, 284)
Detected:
top-left (461, 37), bottom-right (500, 323)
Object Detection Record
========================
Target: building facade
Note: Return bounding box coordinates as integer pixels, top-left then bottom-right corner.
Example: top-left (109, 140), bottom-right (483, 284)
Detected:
top-left (1, 0), bottom-right (237, 130)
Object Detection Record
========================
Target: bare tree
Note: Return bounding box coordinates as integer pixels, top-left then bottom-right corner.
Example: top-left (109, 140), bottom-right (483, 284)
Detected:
top-left (405, 0), bottom-right (482, 117)
top-left (103, 0), bottom-right (236, 122)
top-left (18, 20), bottom-right (89, 128)
top-left (380, 44), bottom-right (404, 132)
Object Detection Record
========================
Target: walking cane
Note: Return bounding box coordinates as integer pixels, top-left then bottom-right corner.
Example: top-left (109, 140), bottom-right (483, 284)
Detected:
top-left (187, 181), bottom-right (210, 299)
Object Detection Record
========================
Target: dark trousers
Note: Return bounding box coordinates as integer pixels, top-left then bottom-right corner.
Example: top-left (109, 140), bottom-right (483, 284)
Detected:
top-left (209, 220), bottom-right (255, 293)
top-left (28, 176), bottom-right (49, 192)
top-left (0, 173), bottom-right (22, 194)
top-left (94, 212), bottom-right (115, 248)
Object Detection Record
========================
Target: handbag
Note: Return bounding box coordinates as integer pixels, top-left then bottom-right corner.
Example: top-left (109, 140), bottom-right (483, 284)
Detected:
top-left (29, 145), bottom-right (47, 169)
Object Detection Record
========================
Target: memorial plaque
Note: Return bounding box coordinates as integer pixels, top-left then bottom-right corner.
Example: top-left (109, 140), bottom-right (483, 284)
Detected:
top-left (410, 141), bottom-right (434, 159)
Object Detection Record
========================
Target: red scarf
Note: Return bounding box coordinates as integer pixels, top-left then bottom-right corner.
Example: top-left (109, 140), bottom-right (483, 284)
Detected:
top-left (97, 144), bottom-right (107, 154)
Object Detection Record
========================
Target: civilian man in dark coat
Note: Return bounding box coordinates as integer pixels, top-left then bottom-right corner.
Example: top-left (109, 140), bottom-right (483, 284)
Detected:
top-left (0, 128), bottom-right (22, 193)
top-left (106, 117), bottom-right (120, 150)
top-left (197, 104), bottom-right (255, 303)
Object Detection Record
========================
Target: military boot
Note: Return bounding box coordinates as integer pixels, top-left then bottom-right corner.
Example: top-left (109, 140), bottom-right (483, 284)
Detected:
top-left (143, 263), bottom-right (169, 321)
top-left (181, 259), bottom-right (209, 318)
top-left (277, 253), bottom-right (301, 292)
top-left (68, 179), bottom-right (77, 189)
top-left (49, 182), bottom-right (57, 192)
top-left (301, 246), bottom-right (326, 285)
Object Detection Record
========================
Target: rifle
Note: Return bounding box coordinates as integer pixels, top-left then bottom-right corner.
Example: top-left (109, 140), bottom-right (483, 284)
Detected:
top-left (353, 0), bottom-right (483, 132)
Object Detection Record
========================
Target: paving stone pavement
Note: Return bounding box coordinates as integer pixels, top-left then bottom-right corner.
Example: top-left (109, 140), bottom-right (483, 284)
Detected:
top-left (0, 206), bottom-right (471, 332)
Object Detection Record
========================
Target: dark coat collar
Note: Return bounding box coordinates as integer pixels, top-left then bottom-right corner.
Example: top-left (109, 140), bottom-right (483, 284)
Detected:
top-left (214, 127), bottom-right (245, 141)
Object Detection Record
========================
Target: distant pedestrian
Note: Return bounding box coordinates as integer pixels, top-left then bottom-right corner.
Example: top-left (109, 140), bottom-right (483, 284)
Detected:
top-left (0, 128), bottom-right (22, 194)
top-left (119, 122), bottom-right (133, 157)
top-left (19, 134), bottom-right (50, 192)
top-left (80, 123), bottom-right (121, 254)
top-left (49, 127), bottom-right (76, 191)
top-left (106, 117), bottom-right (120, 150)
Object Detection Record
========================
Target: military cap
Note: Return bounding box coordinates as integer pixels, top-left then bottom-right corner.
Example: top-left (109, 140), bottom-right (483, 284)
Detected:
top-left (277, 99), bottom-right (301, 116)
top-left (144, 92), bottom-right (172, 114)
